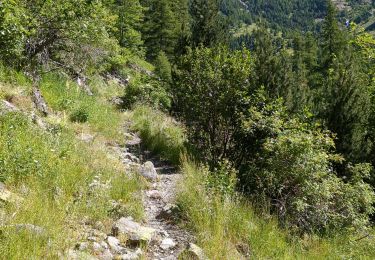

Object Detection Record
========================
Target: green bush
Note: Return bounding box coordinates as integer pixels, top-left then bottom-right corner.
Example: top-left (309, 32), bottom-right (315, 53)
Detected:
top-left (239, 94), bottom-right (375, 234)
top-left (177, 159), bottom-right (375, 259)
top-left (122, 77), bottom-right (171, 110)
top-left (69, 107), bottom-right (89, 123)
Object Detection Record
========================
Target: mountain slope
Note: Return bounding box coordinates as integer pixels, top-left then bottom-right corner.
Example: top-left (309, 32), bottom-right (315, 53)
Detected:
top-left (223, 0), bottom-right (374, 33)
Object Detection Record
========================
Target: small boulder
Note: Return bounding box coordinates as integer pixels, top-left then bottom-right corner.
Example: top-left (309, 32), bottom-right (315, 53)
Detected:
top-left (92, 242), bottom-right (103, 253)
top-left (156, 204), bottom-right (180, 221)
top-left (107, 236), bottom-right (122, 253)
top-left (112, 217), bottom-right (156, 245)
top-left (139, 161), bottom-right (158, 181)
top-left (146, 190), bottom-right (162, 199)
top-left (120, 248), bottom-right (143, 260)
top-left (0, 100), bottom-right (18, 115)
top-left (160, 238), bottom-right (176, 250)
top-left (179, 243), bottom-right (207, 260)
top-left (79, 133), bottom-right (95, 143)
top-left (0, 183), bottom-right (23, 204)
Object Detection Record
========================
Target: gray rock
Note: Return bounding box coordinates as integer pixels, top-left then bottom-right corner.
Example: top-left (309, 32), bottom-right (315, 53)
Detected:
top-left (179, 243), bottom-right (207, 260)
top-left (14, 224), bottom-right (46, 236)
top-left (120, 248), bottom-right (143, 260)
top-left (125, 133), bottom-right (141, 146)
top-left (0, 100), bottom-right (19, 115)
top-left (160, 238), bottom-right (176, 250)
top-left (0, 184), bottom-right (23, 204)
top-left (76, 242), bottom-right (89, 251)
top-left (146, 190), bottom-right (162, 199)
top-left (100, 241), bottom-right (109, 250)
top-left (156, 204), bottom-right (180, 221)
top-left (92, 242), bottom-right (103, 252)
top-left (65, 249), bottom-right (98, 260)
top-left (123, 153), bottom-right (140, 163)
top-left (112, 217), bottom-right (156, 245)
top-left (139, 161), bottom-right (158, 181)
top-left (79, 133), bottom-right (95, 143)
top-left (107, 236), bottom-right (122, 252)
top-left (100, 249), bottom-right (113, 260)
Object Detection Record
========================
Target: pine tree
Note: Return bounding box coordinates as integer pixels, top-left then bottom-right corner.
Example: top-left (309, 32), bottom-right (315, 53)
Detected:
top-left (115, 0), bottom-right (144, 54)
top-left (320, 0), bottom-right (345, 71)
top-left (142, 0), bottom-right (177, 60)
top-left (189, 0), bottom-right (228, 47)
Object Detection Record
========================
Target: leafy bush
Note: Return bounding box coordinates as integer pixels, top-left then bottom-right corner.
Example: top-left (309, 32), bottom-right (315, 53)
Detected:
top-left (69, 107), bottom-right (89, 123)
top-left (177, 159), bottom-right (375, 259)
top-left (239, 94), bottom-right (375, 234)
top-left (122, 77), bottom-right (171, 110)
top-left (173, 45), bottom-right (252, 163)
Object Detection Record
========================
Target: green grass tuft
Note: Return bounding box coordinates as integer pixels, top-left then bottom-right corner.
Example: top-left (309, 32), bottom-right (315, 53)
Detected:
top-left (129, 105), bottom-right (186, 165)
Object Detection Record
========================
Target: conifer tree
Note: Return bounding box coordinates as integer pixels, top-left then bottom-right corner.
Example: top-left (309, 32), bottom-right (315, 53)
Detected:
top-left (142, 0), bottom-right (177, 60)
top-left (189, 0), bottom-right (228, 47)
top-left (115, 0), bottom-right (144, 54)
top-left (320, 0), bottom-right (345, 71)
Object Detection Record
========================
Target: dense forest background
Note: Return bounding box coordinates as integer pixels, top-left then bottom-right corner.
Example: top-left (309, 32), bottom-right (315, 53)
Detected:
top-left (1, 0), bottom-right (375, 257)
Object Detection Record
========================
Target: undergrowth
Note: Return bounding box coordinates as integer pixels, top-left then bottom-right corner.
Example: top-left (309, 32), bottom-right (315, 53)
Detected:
top-left (129, 105), bottom-right (186, 165)
top-left (130, 105), bottom-right (375, 259)
top-left (0, 70), bottom-right (144, 258)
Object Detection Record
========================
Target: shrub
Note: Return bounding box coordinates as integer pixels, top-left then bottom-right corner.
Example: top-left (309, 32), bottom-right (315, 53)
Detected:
top-left (154, 51), bottom-right (172, 83)
top-left (69, 107), bottom-right (89, 123)
top-left (173, 45), bottom-right (252, 164)
top-left (122, 78), bottom-right (171, 110)
top-left (239, 95), bottom-right (375, 234)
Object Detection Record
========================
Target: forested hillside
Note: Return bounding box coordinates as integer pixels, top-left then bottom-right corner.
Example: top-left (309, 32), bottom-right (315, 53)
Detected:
top-left (224, 0), bottom-right (375, 34)
top-left (1, 0), bottom-right (375, 259)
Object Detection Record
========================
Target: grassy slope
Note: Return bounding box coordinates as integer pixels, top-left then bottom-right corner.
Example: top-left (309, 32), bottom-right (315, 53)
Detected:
top-left (0, 67), bottom-right (144, 258)
top-left (129, 105), bottom-right (375, 259)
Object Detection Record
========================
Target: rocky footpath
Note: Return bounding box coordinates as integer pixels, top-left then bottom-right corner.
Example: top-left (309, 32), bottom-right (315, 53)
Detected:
top-left (65, 132), bottom-right (206, 260)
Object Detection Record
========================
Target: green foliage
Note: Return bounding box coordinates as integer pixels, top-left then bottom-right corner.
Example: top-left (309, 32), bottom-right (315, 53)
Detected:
top-left (173, 45), bottom-right (251, 163)
top-left (234, 92), bottom-right (374, 234)
top-left (0, 72), bottom-right (142, 258)
top-left (122, 77), bottom-right (171, 110)
top-left (0, 0), bottom-right (119, 75)
top-left (205, 159), bottom-right (237, 198)
top-left (39, 73), bottom-right (123, 140)
top-left (142, 0), bottom-right (178, 59)
top-left (177, 159), bottom-right (375, 259)
top-left (154, 51), bottom-right (172, 83)
top-left (113, 0), bottom-right (144, 55)
top-left (130, 105), bottom-right (186, 165)
top-left (69, 107), bottom-right (89, 123)
top-left (189, 0), bottom-right (229, 47)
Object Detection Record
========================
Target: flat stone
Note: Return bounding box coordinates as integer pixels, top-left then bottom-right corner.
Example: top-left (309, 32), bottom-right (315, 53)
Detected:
top-left (100, 249), bottom-right (113, 260)
top-left (0, 100), bottom-right (19, 115)
top-left (160, 238), bottom-right (176, 250)
top-left (112, 217), bottom-right (156, 245)
top-left (76, 242), bottom-right (89, 251)
top-left (100, 241), bottom-right (109, 250)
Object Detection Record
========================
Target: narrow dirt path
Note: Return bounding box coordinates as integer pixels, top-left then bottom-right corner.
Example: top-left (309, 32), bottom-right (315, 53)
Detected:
top-left (126, 142), bottom-right (194, 260)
